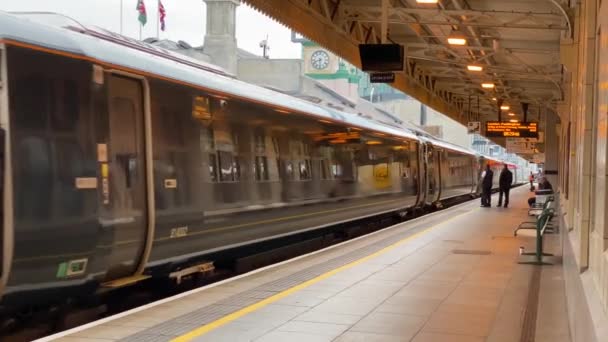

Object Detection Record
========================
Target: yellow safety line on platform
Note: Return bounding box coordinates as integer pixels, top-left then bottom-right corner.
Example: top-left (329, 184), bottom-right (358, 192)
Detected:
top-left (171, 207), bottom-right (477, 342)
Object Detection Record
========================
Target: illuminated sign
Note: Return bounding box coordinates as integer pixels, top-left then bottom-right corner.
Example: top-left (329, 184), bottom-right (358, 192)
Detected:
top-left (485, 121), bottom-right (538, 138)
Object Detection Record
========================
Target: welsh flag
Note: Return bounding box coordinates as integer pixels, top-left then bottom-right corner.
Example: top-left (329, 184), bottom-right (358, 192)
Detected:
top-left (159, 0), bottom-right (166, 31)
top-left (136, 0), bottom-right (147, 26)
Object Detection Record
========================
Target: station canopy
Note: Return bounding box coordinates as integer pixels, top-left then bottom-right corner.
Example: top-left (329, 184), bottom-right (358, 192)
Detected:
top-left (245, 0), bottom-right (569, 146)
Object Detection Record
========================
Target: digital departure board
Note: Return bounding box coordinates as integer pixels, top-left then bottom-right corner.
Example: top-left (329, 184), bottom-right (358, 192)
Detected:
top-left (486, 121), bottom-right (539, 138)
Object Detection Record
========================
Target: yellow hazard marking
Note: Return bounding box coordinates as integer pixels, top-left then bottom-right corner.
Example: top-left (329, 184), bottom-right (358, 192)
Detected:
top-left (171, 208), bottom-right (475, 342)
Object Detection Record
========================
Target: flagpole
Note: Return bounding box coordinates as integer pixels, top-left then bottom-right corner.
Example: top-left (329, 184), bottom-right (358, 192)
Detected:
top-left (156, 0), bottom-right (160, 39)
top-left (120, 0), bottom-right (123, 34)
top-left (139, 24), bottom-right (142, 40)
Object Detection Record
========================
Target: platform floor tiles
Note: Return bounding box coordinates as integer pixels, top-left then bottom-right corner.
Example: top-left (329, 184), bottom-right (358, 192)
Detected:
top-left (57, 187), bottom-right (571, 342)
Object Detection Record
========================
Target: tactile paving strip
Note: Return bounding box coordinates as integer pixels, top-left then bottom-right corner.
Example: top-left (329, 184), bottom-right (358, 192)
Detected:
top-left (119, 208), bottom-right (469, 341)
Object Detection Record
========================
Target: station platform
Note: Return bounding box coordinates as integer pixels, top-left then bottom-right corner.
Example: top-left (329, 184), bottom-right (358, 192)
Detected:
top-left (45, 187), bottom-right (571, 342)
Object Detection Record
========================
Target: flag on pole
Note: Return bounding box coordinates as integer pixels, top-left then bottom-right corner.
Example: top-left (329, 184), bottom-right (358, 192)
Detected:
top-left (136, 0), bottom-right (147, 26)
top-left (159, 0), bottom-right (166, 31)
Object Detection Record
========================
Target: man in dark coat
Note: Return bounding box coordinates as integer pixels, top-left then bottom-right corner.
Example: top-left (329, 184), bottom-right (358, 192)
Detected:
top-left (498, 164), bottom-right (513, 208)
top-left (481, 164), bottom-right (493, 207)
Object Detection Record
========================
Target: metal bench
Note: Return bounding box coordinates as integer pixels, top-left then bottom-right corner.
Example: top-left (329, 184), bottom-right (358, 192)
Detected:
top-left (516, 199), bottom-right (556, 236)
top-left (518, 211), bottom-right (555, 265)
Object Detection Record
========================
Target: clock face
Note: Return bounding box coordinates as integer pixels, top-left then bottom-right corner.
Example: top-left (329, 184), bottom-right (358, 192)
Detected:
top-left (311, 50), bottom-right (330, 70)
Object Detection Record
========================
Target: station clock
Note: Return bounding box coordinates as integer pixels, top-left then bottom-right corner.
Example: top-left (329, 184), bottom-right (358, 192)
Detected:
top-left (311, 50), bottom-right (330, 70)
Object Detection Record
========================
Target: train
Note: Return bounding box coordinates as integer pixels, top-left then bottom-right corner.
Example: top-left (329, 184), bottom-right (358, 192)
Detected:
top-left (0, 12), bottom-right (524, 318)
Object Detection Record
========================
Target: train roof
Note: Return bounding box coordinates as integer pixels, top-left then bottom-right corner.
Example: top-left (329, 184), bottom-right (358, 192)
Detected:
top-left (1, 12), bottom-right (515, 163)
top-left (0, 12), bottom-right (423, 142)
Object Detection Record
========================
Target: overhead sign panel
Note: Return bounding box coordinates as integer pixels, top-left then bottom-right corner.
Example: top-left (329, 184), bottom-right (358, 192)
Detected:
top-left (359, 44), bottom-right (404, 71)
top-left (486, 121), bottom-right (539, 138)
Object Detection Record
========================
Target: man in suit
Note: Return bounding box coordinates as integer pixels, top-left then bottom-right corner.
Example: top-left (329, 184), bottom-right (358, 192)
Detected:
top-left (481, 164), bottom-right (493, 207)
top-left (498, 164), bottom-right (513, 208)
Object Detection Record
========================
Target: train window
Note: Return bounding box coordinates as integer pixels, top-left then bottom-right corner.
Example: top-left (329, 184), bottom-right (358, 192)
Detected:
top-left (303, 143), bottom-right (310, 156)
top-left (51, 79), bottom-right (79, 131)
top-left (218, 151), bottom-right (234, 182)
top-left (299, 159), bottom-right (312, 180)
top-left (233, 157), bottom-right (241, 181)
top-left (200, 126), bottom-right (215, 152)
top-left (254, 129), bottom-right (266, 154)
top-left (286, 161), bottom-right (294, 180)
top-left (272, 137), bottom-right (280, 155)
top-left (53, 140), bottom-right (85, 216)
top-left (320, 159), bottom-right (330, 180)
top-left (208, 153), bottom-right (218, 182)
top-left (255, 156), bottom-right (269, 181)
top-left (332, 163), bottom-right (342, 177)
top-left (161, 105), bottom-right (185, 146)
top-left (232, 132), bottom-right (240, 152)
top-left (14, 74), bottom-right (48, 130)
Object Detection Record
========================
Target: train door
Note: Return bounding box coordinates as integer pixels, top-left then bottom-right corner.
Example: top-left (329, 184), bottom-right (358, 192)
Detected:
top-left (0, 44), bottom-right (7, 299)
top-left (471, 156), bottom-right (480, 194)
top-left (416, 142), bottom-right (427, 206)
top-left (426, 144), bottom-right (439, 203)
top-left (103, 74), bottom-right (152, 282)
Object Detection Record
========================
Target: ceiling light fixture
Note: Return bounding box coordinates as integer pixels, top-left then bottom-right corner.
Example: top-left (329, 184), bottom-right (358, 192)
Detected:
top-left (500, 105), bottom-right (510, 110)
top-left (508, 112), bottom-right (516, 116)
top-left (481, 82), bottom-right (495, 89)
top-left (416, 0), bottom-right (438, 3)
top-left (467, 65), bottom-right (483, 71)
top-left (509, 119), bottom-right (519, 123)
top-left (492, 97), bottom-right (497, 101)
top-left (447, 31), bottom-right (467, 46)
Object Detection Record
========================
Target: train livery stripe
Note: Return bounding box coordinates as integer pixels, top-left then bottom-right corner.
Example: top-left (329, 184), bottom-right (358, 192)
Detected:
top-left (171, 208), bottom-right (476, 342)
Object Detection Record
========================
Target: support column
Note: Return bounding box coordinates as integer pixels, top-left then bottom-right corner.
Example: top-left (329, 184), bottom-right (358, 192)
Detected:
top-left (544, 110), bottom-right (559, 187)
top-left (203, 0), bottom-right (240, 75)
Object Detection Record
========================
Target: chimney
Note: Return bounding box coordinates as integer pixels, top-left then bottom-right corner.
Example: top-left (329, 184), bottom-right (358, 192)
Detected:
top-left (203, 0), bottom-right (240, 75)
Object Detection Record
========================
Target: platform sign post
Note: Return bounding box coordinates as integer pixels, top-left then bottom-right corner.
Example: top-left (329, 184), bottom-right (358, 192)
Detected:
top-left (485, 121), bottom-right (539, 138)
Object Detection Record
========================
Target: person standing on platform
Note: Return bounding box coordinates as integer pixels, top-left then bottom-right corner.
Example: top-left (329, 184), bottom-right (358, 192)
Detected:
top-left (498, 164), bottom-right (513, 208)
top-left (529, 172), bottom-right (534, 191)
top-left (481, 164), bottom-right (493, 207)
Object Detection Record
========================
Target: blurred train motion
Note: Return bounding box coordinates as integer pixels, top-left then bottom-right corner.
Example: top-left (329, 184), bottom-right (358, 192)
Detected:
top-left (0, 12), bottom-right (525, 320)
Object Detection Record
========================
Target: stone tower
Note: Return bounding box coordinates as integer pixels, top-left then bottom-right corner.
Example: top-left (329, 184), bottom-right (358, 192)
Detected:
top-left (203, 0), bottom-right (240, 75)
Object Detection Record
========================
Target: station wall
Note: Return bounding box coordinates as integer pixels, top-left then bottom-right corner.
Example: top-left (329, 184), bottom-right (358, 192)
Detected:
top-left (559, 0), bottom-right (608, 340)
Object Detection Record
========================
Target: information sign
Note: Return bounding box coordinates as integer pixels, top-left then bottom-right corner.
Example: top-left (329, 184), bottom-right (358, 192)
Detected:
top-left (486, 121), bottom-right (538, 138)
top-left (370, 72), bottom-right (395, 83)
top-left (467, 121), bottom-right (481, 134)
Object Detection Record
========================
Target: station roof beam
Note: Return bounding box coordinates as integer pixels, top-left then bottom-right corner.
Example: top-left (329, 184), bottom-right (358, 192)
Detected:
top-left (244, 0), bottom-right (570, 144)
